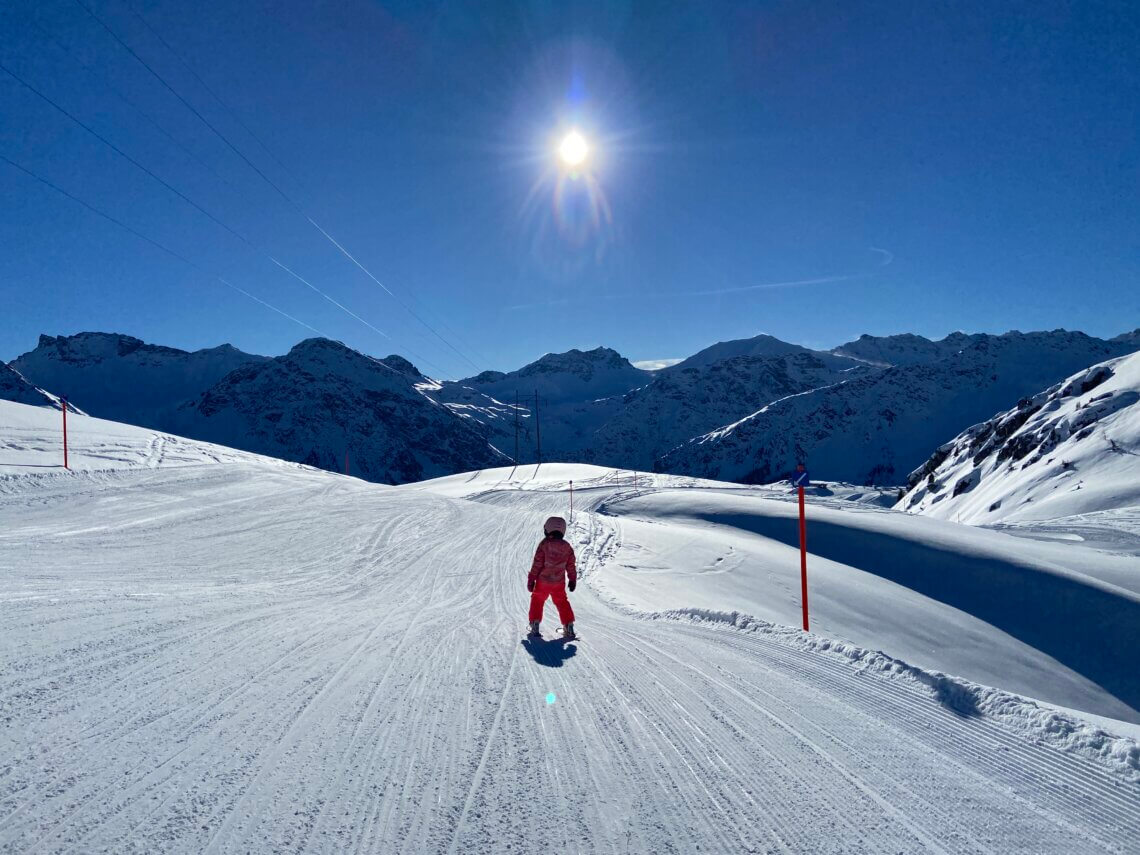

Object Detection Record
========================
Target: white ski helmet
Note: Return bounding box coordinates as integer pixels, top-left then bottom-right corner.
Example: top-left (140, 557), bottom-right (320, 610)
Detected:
top-left (544, 516), bottom-right (567, 535)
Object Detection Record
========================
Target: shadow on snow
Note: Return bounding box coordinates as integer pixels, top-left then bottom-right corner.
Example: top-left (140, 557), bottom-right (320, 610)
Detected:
top-left (687, 509), bottom-right (1140, 719)
top-left (521, 637), bottom-right (578, 668)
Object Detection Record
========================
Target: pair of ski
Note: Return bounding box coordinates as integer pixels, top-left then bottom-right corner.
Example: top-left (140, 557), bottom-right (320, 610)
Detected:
top-left (527, 628), bottom-right (579, 642)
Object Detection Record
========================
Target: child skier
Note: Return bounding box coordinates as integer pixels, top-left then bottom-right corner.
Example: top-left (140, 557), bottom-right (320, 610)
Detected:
top-left (527, 516), bottom-right (577, 639)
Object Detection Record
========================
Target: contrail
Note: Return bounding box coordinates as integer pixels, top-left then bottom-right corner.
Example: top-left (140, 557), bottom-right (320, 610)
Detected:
top-left (869, 247), bottom-right (894, 267)
top-left (506, 247), bottom-right (892, 310)
top-left (506, 274), bottom-right (861, 310)
top-left (679, 274), bottom-right (864, 298)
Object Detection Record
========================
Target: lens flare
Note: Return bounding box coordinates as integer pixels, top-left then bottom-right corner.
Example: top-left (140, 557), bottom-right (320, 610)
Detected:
top-left (545, 692), bottom-right (557, 705)
top-left (552, 170), bottom-right (612, 247)
top-left (517, 116), bottom-right (615, 279)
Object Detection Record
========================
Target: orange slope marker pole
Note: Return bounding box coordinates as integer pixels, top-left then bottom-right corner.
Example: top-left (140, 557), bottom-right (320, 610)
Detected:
top-left (62, 397), bottom-right (69, 470)
top-left (798, 485), bottom-right (809, 631)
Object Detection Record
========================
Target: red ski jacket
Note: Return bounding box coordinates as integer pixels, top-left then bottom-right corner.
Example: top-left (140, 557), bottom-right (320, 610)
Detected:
top-left (528, 537), bottom-right (577, 587)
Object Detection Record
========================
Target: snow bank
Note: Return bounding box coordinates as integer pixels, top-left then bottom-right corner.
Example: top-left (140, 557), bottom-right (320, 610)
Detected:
top-left (642, 608), bottom-right (1140, 781)
top-left (576, 487), bottom-right (1140, 726)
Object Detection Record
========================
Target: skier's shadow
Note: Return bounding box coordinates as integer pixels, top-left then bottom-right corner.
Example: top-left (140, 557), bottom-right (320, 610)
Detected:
top-left (521, 638), bottom-right (578, 668)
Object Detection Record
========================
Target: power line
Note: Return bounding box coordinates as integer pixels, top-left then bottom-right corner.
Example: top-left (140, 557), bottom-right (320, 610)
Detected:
top-left (0, 152), bottom-right (325, 338)
top-left (0, 59), bottom-right (250, 250)
top-left (70, 0), bottom-right (296, 212)
top-left (71, 0), bottom-right (486, 375)
top-left (0, 150), bottom-right (421, 384)
top-left (121, 0), bottom-right (307, 198)
top-left (0, 54), bottom-right (452, 379)
top-left (123, 0), bottom-right (498, 373)
top-left (15, 13), bottom-right (241, 198)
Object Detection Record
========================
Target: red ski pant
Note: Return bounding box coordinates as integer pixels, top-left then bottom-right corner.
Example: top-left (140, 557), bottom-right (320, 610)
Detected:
top-left (528, 580), bottom-right (575, 624)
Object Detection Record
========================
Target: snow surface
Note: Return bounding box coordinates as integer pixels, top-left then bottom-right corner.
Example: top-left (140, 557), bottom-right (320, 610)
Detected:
top-left (3, 407), bottom-right (1139, 852)
top-left (418, 465), bottom-right (1140, 724)
top-left (631, 358), bottom-right (682, 371)
top-left (0, 399), bottom-right (306, 475)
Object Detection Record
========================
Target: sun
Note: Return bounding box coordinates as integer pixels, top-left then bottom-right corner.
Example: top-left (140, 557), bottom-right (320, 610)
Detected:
top-left (558, 130), bottom-right (589, 167)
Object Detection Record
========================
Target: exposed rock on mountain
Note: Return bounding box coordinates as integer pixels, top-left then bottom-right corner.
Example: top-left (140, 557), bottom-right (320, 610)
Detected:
top-left (171, 338), bottom-right (507, 484)
top-left (462, 347), bottom-right (650, 404)
top-left (0, 363), bottom-right (64, 409)
top-left (7, 327), bottom-right (1137, 487)
top-left (1110, 328), bottom-right (1140, 348)
top-left (11, 333), bottom-right (268, 429)
top-left (668, 333), bottom-right (857, 372)
top-left (831, 332), bottom-right (987, 367)
top-left (899, 351), bottom-right (1140, 523)
top-left (584, 351), bottom-right (861, 471)
top-left (660, 331), bottom-right (1134, 486)
top-left (435, 347), bottom-right (650, 462)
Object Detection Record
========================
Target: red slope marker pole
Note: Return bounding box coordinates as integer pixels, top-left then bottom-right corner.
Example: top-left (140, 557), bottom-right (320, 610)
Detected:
top-left (344, 450), bottom-right (349, 476)
top-left (62, 397), bottom-right (69, 470)
top-left (798, 485), bottom-right (809, 631)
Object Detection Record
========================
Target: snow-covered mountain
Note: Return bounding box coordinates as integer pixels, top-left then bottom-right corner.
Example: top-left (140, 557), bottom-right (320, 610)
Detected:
top-left (7, 328), bottom-right (1137, 488)
top-left (1111, 328), bottom-right (1140, 348)
top-left (0, 362), bottom-right (62, 409)
top-left (6, 333), bottom-right (506, 483)
top-left (900, 351), bottom-right (1140, 524)
top-left (584, 351), bottom-right (862, 471)
top-left (831, 331), bottom-right (987, 367)
top-left (10, 332), bottom-right (268, 429)
top-left (660, 331), bottom-right (1136, 486)
top-left (667, 332), bottom-right (859, 372)
top-left (468, 346), bottom-right (650, 404)
top-left (434, 347), bottom-right (650, 462)
top-left (170, 337), bottom-right (506, 484)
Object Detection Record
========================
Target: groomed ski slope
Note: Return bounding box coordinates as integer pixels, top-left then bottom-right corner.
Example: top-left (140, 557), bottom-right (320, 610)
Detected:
top-left (2, 404), bottom-right (1139, 853)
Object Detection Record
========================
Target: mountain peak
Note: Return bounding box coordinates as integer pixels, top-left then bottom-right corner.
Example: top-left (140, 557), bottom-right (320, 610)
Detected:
top-left (30, 331), bottom-right (183, 363)
top-left (520, 346), bottom-right (633, 377)
top-left (670, 332), bottom-right (861, 374)
top-left (11, 332), bottom-right (267, 428)
top-left (199, 343), bottom-right (247, 356)
top-left (284, 338), bottom-right (423, 380)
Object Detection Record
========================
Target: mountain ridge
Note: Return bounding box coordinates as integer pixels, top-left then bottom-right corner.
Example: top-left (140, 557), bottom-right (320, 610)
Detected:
top-left (659, 330), bottom-right (1136, 485)
top-left (6, 327), bottom-right (1137, 486)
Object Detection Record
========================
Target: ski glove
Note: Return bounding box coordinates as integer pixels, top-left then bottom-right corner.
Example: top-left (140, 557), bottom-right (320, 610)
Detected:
top-left (527, 579), bottom-right (535, 592)
top-left (568, 579), bottom-right (576, 592)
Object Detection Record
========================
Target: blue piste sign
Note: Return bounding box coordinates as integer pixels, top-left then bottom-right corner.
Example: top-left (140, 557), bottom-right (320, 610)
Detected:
top-left (792, 470), bottom-right (810, 488)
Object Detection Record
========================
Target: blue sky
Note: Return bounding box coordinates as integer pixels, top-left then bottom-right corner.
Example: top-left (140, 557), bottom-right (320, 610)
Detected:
top-left (2, 0), bottom-right (1137, 376)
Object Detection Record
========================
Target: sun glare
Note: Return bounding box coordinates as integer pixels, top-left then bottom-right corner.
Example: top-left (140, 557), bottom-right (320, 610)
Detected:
top-left (558, 130), bottom-right (589, 167)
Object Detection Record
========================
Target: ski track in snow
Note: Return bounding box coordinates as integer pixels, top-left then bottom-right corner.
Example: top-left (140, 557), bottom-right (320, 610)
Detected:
top-left (1, 463), bottom-right (1138, 852)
